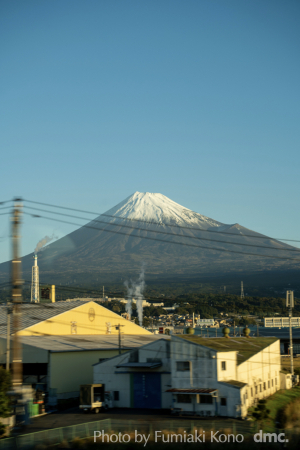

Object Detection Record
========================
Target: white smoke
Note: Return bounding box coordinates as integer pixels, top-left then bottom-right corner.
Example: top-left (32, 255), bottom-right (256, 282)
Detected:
top-left (34, 233), bottom-right (58, 254)
top-left (124, 265), bottom-right (146, 326)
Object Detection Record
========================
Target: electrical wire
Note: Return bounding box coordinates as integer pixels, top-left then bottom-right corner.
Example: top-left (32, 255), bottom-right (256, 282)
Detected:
top-left (0, 200), bottom-right (13, 206)
top-left (23, 198), bottom-right (300, 244)
top-left (23, 211), bottom-right (300, 261)
top-left (23, 205), bottom-right (300, 253)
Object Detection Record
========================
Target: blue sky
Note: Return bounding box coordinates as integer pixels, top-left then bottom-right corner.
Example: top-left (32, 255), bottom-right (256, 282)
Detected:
top-left (1, 0), bottom-right (300, 263)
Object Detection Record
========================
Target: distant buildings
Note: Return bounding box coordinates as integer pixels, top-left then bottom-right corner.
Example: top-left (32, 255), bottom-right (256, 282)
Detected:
top-left (264, 317), bottom-right (300, 328)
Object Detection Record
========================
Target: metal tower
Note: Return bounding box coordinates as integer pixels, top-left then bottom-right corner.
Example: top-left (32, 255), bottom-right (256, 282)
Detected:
top-left (31, 255), bottom-right (39, 303)
top-left (241, 281), bottom-right (244, 299)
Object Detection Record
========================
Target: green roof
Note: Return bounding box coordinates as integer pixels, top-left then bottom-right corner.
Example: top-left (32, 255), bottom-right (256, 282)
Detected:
top-left (176, 335), bottom-right (278, 365)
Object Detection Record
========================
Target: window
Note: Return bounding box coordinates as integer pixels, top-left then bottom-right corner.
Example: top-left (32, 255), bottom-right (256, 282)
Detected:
top-left (268, 380), bottom-right (270, 388)
top-left (263, 382), bottom-right (266, 390)
top-left (251, 388), bottom-right (253, 397)
top-left (260, 384), bottom-right (262, 392)
top-left (176, 361), bottom-right (190, 371)
top-left (177, 394), bottom-right (191, 403)
top-left (275, 378), bottom-right (277, 385)
top-left (255, 386), bottom-right (258, 395)
top-left (245, 390), bottom-right (248, 399)
top-left (114, 391), bottom-right (119, 401)
top-left (220, 397), bottom-right (227, 406)
top-left (221, 361), bottom-right (226, 371)
top-left (200, 395), bottom-right (213, 404)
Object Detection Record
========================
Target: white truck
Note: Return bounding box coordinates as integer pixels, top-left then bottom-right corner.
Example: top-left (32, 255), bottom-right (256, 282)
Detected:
top-left (79, 384), bottom-right (112, 413)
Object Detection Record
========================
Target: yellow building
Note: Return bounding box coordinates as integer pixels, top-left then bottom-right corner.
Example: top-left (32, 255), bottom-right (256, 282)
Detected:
top-left (0, 301), bottom-right (163, 402)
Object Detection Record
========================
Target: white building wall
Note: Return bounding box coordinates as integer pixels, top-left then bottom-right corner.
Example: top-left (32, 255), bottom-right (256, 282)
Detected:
top-left (237, 340), bottom-right (281, 408)
top-left (171, 337), bottom-right (243, 418)
top-left (216, 351), bottom-right (237, 381)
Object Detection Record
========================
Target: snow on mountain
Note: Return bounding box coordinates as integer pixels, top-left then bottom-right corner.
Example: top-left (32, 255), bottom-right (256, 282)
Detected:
top-left (99, 191), bottom-right (225, 230)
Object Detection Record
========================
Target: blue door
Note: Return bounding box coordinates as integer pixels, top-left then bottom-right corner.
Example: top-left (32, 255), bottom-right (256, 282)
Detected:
top-left (133, 373), bottom-right (161, 409)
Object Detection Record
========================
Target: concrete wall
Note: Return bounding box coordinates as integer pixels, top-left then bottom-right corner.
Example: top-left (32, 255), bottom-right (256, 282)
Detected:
top-left (237, 340), bottom-right (281, 408)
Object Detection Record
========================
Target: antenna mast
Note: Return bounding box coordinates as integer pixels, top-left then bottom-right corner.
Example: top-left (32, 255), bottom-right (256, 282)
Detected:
top-left (241, 281), bottom-right (244, 299)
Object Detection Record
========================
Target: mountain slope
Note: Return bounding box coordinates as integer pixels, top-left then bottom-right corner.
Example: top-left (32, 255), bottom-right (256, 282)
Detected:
top-left (0, 192), bottom-right (298, 284)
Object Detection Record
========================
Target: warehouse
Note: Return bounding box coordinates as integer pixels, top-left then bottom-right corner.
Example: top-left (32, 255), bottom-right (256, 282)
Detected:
top-left (0, 300), bottom-right (160, 402)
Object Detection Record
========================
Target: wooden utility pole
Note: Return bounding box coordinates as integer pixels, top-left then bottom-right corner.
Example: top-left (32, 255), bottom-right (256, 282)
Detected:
top-left (6, 307), bottom-right (12, 371)
top-left (11, 200), bottom-right (23, 389)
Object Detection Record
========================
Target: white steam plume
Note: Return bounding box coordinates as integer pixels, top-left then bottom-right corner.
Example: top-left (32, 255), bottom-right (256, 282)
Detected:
top-left (124, 265), bottom-right (146, 326)
top-left (34, 234), bottom-right (58, 254)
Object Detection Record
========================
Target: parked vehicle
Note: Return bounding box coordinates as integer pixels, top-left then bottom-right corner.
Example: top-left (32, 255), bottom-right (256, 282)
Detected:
top-left (79, 384), bottom-right (109, 413)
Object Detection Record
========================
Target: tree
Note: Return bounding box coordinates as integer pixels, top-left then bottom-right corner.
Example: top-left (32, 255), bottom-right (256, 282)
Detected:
top-left (252, 400), bottom-right (270, 421)
top-left (0, 368), bottom-right (11, 419)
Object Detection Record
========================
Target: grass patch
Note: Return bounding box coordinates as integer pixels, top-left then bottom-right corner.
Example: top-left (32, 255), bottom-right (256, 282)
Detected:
top-left (249, 386), bottom-right (300, 428)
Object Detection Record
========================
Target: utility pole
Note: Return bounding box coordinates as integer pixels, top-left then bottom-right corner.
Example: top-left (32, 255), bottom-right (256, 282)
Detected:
top-left (233, 321), bottom-right (235, 337)
top-left (6, 306), bottom-right (12, 371)
top-left (286, 291), bottom-right (294, 378)
top-left (115, 324), bottom-right (124, 355)
top-left (11, 200), bottom-right (23, 390)
top-left (241, 281), bottom-right (244, 299)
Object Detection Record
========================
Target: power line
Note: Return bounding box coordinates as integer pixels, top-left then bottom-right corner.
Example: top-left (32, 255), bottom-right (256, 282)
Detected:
top-left (23, 205), bottom-right (300, 253)
top-left (22, 198), bottom-right (300, 244)
top-left (23, 211), bottom-right (300, 261)
top-left (0, 200), bottom-right (13, 206)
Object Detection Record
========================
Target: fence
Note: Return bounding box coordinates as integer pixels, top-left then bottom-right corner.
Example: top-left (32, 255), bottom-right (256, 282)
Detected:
top-left (0, 418), bottom-right (299, 450)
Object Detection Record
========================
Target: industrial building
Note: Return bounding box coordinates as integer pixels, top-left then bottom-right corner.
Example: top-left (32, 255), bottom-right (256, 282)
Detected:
top-left (264, 317), bottom-right (300, 328)
top-left (93, 334), bottom-right (283, 418)
top-left (0, 300), bottom-right (163, 402)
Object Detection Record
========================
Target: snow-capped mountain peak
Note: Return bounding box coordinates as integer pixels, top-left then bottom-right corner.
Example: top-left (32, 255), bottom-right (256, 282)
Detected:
top-left (101, 191), bottom-right (224, 229)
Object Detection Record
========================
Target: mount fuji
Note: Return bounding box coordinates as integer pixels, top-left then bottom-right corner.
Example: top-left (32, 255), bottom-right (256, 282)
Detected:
top-left (0, 192), bottom-right (298, 284)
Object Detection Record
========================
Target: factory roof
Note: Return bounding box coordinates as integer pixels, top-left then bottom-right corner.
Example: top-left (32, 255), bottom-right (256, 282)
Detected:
top-left (0, 301), bottom-right (103, 335)
top-left (4, 334), bottom-right (170, 352)
top-left (175, 335), bottom-right (278, 365)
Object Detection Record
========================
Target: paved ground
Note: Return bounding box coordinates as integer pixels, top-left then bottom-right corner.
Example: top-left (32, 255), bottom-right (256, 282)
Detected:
top-left (20, 407), bottom-right (240, 435)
